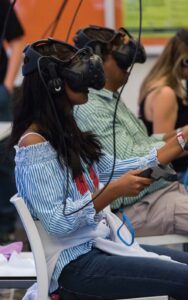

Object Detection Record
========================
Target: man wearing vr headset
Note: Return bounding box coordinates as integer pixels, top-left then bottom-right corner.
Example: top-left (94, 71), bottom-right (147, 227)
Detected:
top-left (74, 25), bottom-right (188, 238)
top-left (139, 29), bottom-right (188, 183)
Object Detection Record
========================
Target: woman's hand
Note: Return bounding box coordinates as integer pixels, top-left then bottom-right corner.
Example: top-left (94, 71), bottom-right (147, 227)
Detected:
top-left (114, 169), bottom-right (153, 197)
top-left (93, 169), bottom-right (153, 212)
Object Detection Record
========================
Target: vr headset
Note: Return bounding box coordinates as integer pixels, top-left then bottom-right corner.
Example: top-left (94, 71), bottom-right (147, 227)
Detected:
top-left (74, 25), bottom-right (147, 70)
top-left (22, 38), bottom-right (105, 94)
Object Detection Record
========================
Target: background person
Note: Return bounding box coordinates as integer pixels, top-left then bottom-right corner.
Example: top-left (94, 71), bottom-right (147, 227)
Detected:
top-left (74, 25), bottom-right (188, 238)
top-left (138, 29), bottom-right (188, 182)
top-left (0, 0), bottom-right (24, 244)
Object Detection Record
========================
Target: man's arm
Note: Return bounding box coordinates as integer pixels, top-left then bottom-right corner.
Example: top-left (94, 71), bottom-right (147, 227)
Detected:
top-left (3, 36), bottom-right (24, 92)
top-left (76, 106), bottom-right (165, 160)
top-left (2, 0), bottom-right (25, 92)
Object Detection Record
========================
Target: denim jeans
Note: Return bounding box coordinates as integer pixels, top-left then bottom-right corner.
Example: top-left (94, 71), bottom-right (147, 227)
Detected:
top-left (58, 245), bottom-right (188, 300)
top-left (177, 171), bottom-right (186, 185)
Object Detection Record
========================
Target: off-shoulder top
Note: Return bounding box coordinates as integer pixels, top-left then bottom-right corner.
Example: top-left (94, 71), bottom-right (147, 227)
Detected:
top-left (15, 141), bottom-right (159, 292)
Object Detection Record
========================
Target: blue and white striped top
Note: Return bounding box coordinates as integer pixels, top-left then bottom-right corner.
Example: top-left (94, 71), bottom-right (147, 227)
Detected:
top-left (15, 141), bottom-right (159, 292)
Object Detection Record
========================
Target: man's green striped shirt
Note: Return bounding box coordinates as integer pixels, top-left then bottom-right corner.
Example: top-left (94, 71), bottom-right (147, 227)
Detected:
top-left (75, 88), bottom-right (169, 210)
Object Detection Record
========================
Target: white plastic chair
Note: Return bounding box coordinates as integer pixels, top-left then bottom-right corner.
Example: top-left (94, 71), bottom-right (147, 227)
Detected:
top-left (137, 234), bottom-right (188, 248)
top-left (11, 194), bottom-right (169, 300)
top-left (10, 194), bottom-right (50, 300)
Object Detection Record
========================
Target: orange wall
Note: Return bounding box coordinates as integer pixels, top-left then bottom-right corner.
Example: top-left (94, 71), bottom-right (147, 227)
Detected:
top-left (14, 0), bottom-right (171, 47)
top-left (15, 0), bottom-right (106, 45)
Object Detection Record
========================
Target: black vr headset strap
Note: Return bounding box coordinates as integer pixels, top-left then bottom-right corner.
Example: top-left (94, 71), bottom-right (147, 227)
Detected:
top-left (22, 45), bottom-right (42, 76)
top-left (118, 27), bottom-right (134, 39)
top-left (73, 29), bottom-right (91, 49)
top-left (47, 62), bottom-right (64, 95)
top-left (74, 27), bottom-right (114, 59)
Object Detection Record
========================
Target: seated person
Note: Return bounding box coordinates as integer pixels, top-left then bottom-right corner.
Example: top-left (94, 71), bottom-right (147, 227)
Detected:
top-left (138, 29), bottom-right (188, 182)
top-left (74, 25), bottom-right (188, 237)
top-left (0, 0), bottom-right (24, 244)
top-left (8, 37), bottom-right (188, 300)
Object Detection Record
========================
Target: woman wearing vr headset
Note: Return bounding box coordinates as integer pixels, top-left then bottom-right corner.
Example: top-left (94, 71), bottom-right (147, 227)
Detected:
top-left (9, 38), bottom-right (188, 300)
top-left (139, 29), bottom-right (188, 183)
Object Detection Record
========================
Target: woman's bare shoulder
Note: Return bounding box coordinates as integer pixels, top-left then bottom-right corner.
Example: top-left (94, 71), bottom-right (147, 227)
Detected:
top-left (18, 131), bottom-right (46, 147)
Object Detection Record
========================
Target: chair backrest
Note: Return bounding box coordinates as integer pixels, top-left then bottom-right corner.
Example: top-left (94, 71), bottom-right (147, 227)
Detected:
top-left (10, 194), bottom-right (49, 300)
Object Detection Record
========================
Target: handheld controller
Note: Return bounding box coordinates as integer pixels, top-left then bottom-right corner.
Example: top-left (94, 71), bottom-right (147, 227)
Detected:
top-left (138, 168), bottom-right (152, 178)
top-left (138, 164), bottom-right (177, 181)
top-left (184, 142), bottom-right (188, 151)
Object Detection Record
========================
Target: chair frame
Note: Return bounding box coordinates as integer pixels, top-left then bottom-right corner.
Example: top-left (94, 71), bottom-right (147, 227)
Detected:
top-left (10, 194), bottom-right (49, 300)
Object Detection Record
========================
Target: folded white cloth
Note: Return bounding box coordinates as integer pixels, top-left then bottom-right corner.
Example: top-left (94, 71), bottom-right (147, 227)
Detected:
top-left (95, 208), bottom-right (181, 264)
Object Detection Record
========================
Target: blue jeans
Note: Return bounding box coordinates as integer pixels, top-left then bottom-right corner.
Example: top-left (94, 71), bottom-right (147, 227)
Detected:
top-left (177, 171), bottom-right (186, 185)
top-left (58, 245), bottom-right (188, 300)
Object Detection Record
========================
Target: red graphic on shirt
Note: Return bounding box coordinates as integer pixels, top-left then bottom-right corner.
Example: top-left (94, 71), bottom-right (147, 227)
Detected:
top-left (75, 166), bottom-right (99, 195)
top-left (75, 174), bottom-right (88, 195)
top-left (89, 166), bottom-right (99, 189)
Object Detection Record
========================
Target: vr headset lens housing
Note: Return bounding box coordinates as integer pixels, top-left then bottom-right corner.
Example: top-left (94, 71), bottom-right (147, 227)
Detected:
top-left (112, 39), bottom-right (147, 70)
top-left (22, 38), bottom-right (105, 92)
top-left (61, 49), bottom-right (105, 92)
top-left (109, 28), bottom-right (146, 69)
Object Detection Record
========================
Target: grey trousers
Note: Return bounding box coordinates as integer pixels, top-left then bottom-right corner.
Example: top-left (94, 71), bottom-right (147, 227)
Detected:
top-left (118, 182), bottom-right (188, 237)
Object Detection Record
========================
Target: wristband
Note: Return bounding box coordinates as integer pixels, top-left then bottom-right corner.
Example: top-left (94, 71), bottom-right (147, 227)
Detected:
top-left (176, 132), bottom-right (186, 150)
top-left (185, 142), bottom-right (188, 151)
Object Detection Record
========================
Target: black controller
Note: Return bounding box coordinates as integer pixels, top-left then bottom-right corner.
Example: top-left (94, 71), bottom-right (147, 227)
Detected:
top-left (138, 168), bottom-right (152, 178)
top-left (185, 142), bottom-right (188, 151)
top-left (138, 164), bottom-right (177, 181)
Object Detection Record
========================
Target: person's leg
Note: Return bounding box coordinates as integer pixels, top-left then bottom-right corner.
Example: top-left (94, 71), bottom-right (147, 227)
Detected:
top-left (120, 182), bottom-right (188, 237)
top-left (0, 139), bottom-right (17, 243)
top-left (58, 248), bottom-right (188, 300)
top-left (142, 244), bottom-right (188, 264)
top-left (177, 171), bottom-right (186, 184)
